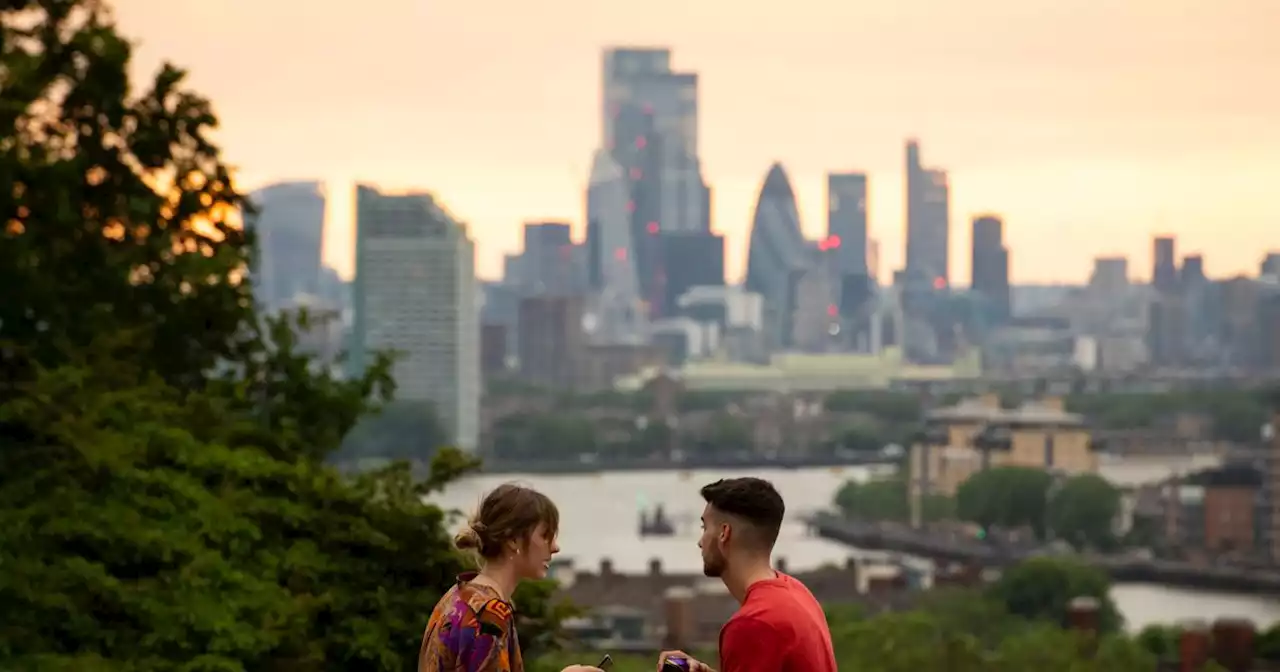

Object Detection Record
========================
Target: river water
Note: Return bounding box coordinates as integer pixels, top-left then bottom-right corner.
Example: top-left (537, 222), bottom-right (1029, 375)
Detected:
top-left (430, 457), bottom-right (1280, 632)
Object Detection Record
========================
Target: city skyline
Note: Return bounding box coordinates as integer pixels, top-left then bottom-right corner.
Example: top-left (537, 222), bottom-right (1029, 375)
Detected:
top-left (112, 0), bottom-right (1280, 284)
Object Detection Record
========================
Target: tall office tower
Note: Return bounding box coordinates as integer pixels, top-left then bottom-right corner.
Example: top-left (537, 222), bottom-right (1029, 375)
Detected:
top-left (585, 149), bottom-right (647, 344)
top-left (970, 214), bottom-right (1011, 322)
top-left (1152, 236), bottom-right (1178, 292)
top-left (1090, 256), bottom-right (1130, 290)
top-left (745, 163), bottom-right (810, 350)
top-left (247, 181), bottom-right (326, 312)
top-left (518, 221), bottom-right (583, 295)
top-left (601, 47), bottom-right (712, 314)
top-left (349, 185), bottom-right (479, 450)
top-left (658, 231), bottom-right (724, 316)
top-left (518, 295), bottom-right (586, 390)
top-left (1180, 254), bottom-right (1206, 286)
top-left (826, 172), bottom-right (869, 277)
top-left (903, 140), bottom-right (951, 287)
top-left (1262, 252), bottom-right (1280, 278)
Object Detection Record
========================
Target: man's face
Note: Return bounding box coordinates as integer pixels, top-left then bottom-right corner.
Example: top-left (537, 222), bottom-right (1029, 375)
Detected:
top-left (698, 503), bottom-right (728, 578)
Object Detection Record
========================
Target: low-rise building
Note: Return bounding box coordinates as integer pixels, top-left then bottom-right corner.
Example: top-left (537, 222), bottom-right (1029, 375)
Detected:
top-left (1161, 462), bottom-right (1267, 562)
top-left (907, 394), bottom-right (1098, 519)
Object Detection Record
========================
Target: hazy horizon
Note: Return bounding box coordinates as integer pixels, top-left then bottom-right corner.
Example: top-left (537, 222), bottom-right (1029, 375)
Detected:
top-left (113, 0), bottom-right (1280, 284)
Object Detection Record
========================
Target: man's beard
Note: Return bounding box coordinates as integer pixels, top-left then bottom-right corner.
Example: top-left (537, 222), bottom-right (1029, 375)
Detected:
top-left (702, 548), bottom-right (727, 578)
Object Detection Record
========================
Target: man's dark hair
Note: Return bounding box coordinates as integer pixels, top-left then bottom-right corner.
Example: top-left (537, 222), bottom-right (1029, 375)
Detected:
top-left (700, 477), bottom-right (785, 548)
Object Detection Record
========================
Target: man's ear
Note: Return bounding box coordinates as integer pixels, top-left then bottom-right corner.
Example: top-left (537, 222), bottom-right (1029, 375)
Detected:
top-left (718, 521), bottom-right (732, 546)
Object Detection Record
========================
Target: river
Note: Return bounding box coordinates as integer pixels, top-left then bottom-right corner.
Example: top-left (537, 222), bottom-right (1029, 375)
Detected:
top-left (430, 457), bottom-right (1280, 632)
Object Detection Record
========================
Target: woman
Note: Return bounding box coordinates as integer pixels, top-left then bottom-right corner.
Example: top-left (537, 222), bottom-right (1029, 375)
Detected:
top-left (419, 483), bottom-right (601, 672)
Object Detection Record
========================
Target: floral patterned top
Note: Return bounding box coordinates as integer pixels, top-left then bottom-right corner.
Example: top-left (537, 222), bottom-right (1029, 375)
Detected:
top-left (419, 572), bottom-right (523, 672)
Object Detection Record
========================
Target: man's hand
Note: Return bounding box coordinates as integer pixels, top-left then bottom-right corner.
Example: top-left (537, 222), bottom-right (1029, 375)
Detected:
top-left (656, 650), bottom-right (714, 672)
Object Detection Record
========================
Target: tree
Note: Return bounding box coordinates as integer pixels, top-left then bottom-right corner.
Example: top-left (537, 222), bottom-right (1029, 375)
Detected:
top-left (334, 399), bottom-right (449, 464)
top-left (985, 557), bottom-right (1123, 633)
top-left (693, 412), bottom-right (753, 456)
top-left (1135, 624), bottom-right (1182, 660)
top-left (830, 610), bottom-right (987, 672)
top-left (0, 2), bottom-right (569, 668)
top-left (955, 466), bottom-right (1053, 536)
top-left (1257, 621), bottom-right (1280, 662)
top-left (490, 413), bottom-right (598, 461)
top-left (0, 342), bottom-right (476, 669)
top-left (0, 0), bottom-right (255, 394)
top-left (833, 475), bottom-right (953, 523)
top-left (1046, 474), bottom-right (1121, 550)
top-left (988, 623), bottom-right (1155, 671)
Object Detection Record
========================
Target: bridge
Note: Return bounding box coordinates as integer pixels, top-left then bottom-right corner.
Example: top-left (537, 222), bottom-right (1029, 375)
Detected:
top-left (804, 513), bottom-right (1280, 595)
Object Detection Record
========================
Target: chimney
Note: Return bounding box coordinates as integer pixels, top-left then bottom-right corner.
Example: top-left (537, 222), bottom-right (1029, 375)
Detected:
top-left (775, 556), bottom-right (788, 574)
top-left (1041, 396), bottom-right (1064, 411)
top-left (977, 393), bottom-right (1000, 409)
top-left (649, 557), bottom-right (663, 576)
top-left (662, 586), bottom-right (695, 652)
top-left (1066, 596), bottom-right (1100, 635)
top-left (1066, 596), bottom-right (1100, 657)
top-left (1210, 618), bottom-right (1255, 672)
top-left (1178, 621), bottom-right (1210, 672)
top-left (599, 558), bottom-right (614, 578)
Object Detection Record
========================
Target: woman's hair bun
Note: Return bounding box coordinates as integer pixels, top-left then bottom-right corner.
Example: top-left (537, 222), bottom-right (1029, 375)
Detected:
top-left (453, 520), bottom-right (485, 551)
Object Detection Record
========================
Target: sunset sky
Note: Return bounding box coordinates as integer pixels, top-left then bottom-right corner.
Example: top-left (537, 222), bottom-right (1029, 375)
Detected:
top-left (112, 0), bottom-right (1280, 285)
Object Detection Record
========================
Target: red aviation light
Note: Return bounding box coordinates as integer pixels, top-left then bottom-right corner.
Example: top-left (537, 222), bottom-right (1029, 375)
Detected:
top-left (635, 136), bottom-right (647, 149)
top-left (933, 276), bottom-right (947, 289)
top-left (646, 221), bottom-right (659, 234)
top-left (827, 304), bottom-right (838, 317)
top-left (614, 248), bottom-right (627, 261)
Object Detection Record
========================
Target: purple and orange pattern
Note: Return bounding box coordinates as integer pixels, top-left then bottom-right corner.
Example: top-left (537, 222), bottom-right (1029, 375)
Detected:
top-left (419, 573), bottom-right (524, 672)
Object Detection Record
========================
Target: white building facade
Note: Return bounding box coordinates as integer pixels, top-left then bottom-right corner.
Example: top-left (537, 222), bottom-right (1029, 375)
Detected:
top-left (350, 185), bottom-right (479, 451)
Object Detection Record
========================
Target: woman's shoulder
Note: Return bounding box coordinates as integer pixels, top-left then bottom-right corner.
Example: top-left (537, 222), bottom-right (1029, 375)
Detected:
top-left (456, 582), bottom-right (515, 636)
top-left (429, 577), bottom-right (515, 634)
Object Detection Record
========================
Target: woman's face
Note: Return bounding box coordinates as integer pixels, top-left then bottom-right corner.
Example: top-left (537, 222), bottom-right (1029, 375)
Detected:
top-left (513, 522), bottom-right (559, 580)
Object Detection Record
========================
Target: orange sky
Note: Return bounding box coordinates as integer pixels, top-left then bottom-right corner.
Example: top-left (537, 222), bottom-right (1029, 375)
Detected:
top-left (112, 0), bottom-right (1280, 285)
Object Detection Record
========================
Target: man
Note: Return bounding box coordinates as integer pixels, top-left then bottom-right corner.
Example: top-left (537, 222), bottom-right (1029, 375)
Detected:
top-left (656, 478), bottom-right (837, 672)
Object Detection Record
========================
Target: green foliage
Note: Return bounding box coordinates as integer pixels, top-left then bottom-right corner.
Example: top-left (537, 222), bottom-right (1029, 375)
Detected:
top-left (1065, 390), bottom-right (1270, 444)
top-left (1046, 474), bottom-right (1122, 550)
top-left (1258, 622), bottom-right (1280, 662)
top-left (0, 2), bottom-right (576, 669)
top-left (692, 413), bottom-right (754, 455)
top-left (0, 0), bottom-right (251, 392)
top-left (832, 609), bottom-right (986, 671)
top-left (511, 579), bottom-right (584, 661)
top-left (490, 412), bottom-right (599, 460)
top-left (334, 399), bottom-right (449, 464)
top-left (955, 466), bottom-right (1053, 536)
top-left (1135, 623), bottom-right (1182, 659)
top-left (824, 391), bottom-right (922, 422)
top-left (826, 586), bottom-right (1152, 671)
top-left (0, 346), bottom-right (473, 669)
top-left (834, 475), bottom-right (952, 523)
top-left (985, 557), bottom-right (1123, 633)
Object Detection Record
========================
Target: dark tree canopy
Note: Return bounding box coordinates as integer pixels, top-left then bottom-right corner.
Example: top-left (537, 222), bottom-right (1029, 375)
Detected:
top-left (955, 466), bottom-right (1053, 536)
top-left (0, 2), bottom-right (565, 669)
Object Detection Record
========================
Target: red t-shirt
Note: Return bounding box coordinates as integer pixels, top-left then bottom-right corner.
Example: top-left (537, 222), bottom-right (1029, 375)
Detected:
top-left (718, 572), bottom-right (837, 672)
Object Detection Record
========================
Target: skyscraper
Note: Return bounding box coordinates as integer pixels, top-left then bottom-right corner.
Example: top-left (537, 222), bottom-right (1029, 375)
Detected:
top-left (349, 185), bottom-right (479, 450)
top-left (585, 149), bottom-right (646, 343)
top-left (600, 47), bottom-right (712, 316)
top-left (970, 214), bottom-right (1011, 322)
top-left (826, 172), bottom-right (869, 279)
top-left (904, 140), bottom-right (950, 287)
top-left (745, 163), bottom-right (810, 350)
top-left (247, 181), bottom-right (327, 312)
top-left (1152, 236), bottom-right (1178, 292)
top-left (659, 231), bottom-right (724, 315)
